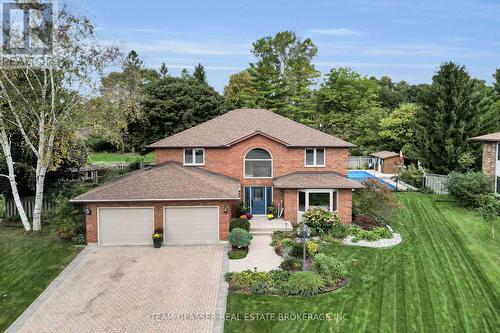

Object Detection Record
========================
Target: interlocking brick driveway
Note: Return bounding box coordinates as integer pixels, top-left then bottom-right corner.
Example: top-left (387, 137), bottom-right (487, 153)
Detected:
top-left (11, 245), bottom-right (226, 333)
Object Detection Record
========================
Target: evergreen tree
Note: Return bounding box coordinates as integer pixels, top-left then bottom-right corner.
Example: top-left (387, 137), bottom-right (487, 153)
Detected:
top-left (414, 62), bottom-right (498, 173)
top-left (246, 31), bottom-right (319, 121)
top-left (181, 68), bottom-right (191, 79)
top-left (193, 63), bottom-right (207, 83)
top-left (160, 63), bottom-right (169, 78)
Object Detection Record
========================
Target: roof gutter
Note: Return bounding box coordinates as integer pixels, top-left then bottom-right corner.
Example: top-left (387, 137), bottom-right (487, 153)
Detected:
top-left (70, 197), bottom-right (241, 203)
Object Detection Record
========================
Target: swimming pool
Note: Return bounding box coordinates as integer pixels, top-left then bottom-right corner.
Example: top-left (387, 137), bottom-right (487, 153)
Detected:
top-left (347, 170), bottom-right (396, 190)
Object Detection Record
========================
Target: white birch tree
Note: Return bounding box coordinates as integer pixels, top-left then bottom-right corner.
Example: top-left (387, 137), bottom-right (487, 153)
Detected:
top-left (0, 2), bottom-right (119, 231)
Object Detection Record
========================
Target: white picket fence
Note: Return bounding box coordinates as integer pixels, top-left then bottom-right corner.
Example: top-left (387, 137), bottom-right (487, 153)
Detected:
top-left (348, 156), bottom-right (374, 169)
top-left (423, 173), bottom-right (448, 194)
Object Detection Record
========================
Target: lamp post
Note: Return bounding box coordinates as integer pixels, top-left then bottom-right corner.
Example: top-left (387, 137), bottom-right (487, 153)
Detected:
top-left (300, 224), bottom-right (311, 271)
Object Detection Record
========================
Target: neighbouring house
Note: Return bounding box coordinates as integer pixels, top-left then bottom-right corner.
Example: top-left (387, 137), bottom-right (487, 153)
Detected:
top-left (71, 109), bottom-right (363, 245)
top-left (370, 151), bottom-right (403, 175)
top-left (470, 131), bottom-right (500, 194)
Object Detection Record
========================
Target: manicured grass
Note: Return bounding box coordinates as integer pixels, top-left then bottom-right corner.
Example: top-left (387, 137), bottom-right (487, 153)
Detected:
top-left (89, 152), bottom-right (155, 163)
top-left (0, 228), bottom-right (82, 331)
top-left (225, 193), bottom-right (500, 332)
top-left (228, 249), bottom-right (248, 260)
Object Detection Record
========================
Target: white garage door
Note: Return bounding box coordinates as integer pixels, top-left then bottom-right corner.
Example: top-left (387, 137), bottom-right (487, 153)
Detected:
top-left (98, 208), bottom-right (154, 245)
top-left (164, 207), bottom-right (219, 244)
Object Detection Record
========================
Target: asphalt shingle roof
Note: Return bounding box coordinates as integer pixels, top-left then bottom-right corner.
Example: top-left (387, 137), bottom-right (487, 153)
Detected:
top-left (273, 172), bottom-right (365, 189)
top-left (370, 151), bottom-right (400, 159)
top-left (470, 132), bottom-right (500, 142)
top-left (71, 161), bottom-right (241, 202)
top-left (148, 109), bottom-right (355, 148)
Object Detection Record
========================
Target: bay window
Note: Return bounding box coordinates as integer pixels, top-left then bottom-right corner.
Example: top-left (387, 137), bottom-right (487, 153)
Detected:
top-left (298, 189), bottom-right (338, 214)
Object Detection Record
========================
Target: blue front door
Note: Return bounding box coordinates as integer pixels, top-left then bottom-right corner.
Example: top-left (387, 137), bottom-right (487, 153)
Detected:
top-left (245, 186), bottom-right (272, 215)
top-left (251, 187), bottom-right (265, 215)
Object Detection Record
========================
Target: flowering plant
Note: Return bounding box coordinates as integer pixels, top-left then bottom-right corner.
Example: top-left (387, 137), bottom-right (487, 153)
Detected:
top-left (267, 214), bottom-right (274, 220)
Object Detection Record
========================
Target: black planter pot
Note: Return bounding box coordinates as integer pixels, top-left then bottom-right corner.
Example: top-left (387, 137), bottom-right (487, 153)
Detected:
top-left (153, 238), bottom-right (162, 248)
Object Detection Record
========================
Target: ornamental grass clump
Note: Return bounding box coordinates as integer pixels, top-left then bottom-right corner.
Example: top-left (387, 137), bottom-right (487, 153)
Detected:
top-left (314, 253), bottom-right (347, 285)
top-left (282, 271), bottom-right (326, 296)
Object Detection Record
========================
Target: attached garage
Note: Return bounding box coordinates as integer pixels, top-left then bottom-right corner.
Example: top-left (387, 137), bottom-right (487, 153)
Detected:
top-left (164, 207), bottom-right (218, 244)
top-left (72, 162), bottom-right (241, 244)
top-left (98, 208), bottom-right (154, 245)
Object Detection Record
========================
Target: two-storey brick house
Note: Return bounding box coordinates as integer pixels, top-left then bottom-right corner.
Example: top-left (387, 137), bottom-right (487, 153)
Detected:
top-left (73, 109), bottom-right (363, 245)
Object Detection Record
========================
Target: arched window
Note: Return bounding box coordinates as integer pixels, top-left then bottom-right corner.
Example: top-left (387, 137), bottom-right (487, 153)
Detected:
top-left (245, 148), bottom-right (272, 178)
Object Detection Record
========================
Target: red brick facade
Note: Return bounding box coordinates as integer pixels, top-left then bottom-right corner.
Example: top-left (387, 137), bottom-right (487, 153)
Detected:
top-left (155, 134), bottom-right (352, 225)
top-left (86, 134), bottom-right (355, 243)
top-left (85, 200), bottom-right (236, 243)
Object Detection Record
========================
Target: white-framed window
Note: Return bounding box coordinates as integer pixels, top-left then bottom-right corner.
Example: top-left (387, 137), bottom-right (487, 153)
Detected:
top-left (305, 148), bottom-right (325, 167)
top-left (244, 148), bottom-right (272, 178)
top-left (184, 148), bottom-right (204, 165)
top-left (298, 189), bottom-right (338, 213)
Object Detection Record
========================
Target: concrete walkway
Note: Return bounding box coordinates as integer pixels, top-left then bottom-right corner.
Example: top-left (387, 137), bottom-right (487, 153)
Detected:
top-left (228, 235), bottom-right (283, 272)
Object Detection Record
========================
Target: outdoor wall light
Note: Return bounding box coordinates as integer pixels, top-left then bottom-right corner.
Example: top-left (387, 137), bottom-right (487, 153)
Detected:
top-left (224, 205), bottom-right (228, 214)
top-left (84, 208), bottom-right (91, 215)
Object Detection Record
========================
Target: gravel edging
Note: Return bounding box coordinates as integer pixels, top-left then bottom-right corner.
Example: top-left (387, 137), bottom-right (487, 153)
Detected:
top-left (342, 233), bottom-right (402, 248)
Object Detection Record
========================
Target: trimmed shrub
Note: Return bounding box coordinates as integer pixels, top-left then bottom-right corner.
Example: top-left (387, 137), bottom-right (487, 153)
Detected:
top-left (306, 240), bottom-right (319, 257)
top-left (230, 218), bottom-right (250, 232)
top-left (302, 208), bottom-right (339, 234)
top-left (400, 164), bottom-right (425, 188)
top-left (350, 227), bottom-right (393, 241)
top-left (314, 253), bottom-right (347, 285)
top-left (353, 178), bottom-right (399, 225)
top-left (228, 228), bottom-right (253, 248)
top-left (282, 271), bottom-right (325, 296)
top-left (280, 258), bottom-right (302, 271)
top-left (291, 243), bottom-right (306, 258)
top-left (225, 271), bottom-right (273, 289)
top-left (330, 222), bottom-right (349, 238)
top-left (445, 172), bottom-right (494, 208)
top-left (355, 215), bottom-right (377, 230)
top-left (251, 280), bottom-right (271, 294)
top-left (228, 249), bottom-right (247, 260)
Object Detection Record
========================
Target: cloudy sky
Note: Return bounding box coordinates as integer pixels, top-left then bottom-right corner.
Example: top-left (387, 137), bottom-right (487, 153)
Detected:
top-left (70, 0), bottom-right (500, 91)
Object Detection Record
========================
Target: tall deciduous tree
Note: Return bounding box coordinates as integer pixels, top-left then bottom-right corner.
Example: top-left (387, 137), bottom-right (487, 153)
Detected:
top-left (379, 103), bottom-right (420, 159)
top-left (414, 62), bottom-right (499, 174)
top-left (0, 6), bottom-right (118, 231)
top-left (223, 70), bottom-right (256, 109)
top-left (314, 68), bottom-right (380, 142)
top-left (126, 76), bottom-right (226, 151)
top-left (90, 50), bottom-right (158, 148)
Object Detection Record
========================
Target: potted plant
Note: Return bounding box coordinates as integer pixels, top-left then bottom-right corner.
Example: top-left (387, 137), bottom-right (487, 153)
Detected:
top-left (152, 228), bottom-right (163, 248)
top-left (267, 213), bottom-right (274, 220)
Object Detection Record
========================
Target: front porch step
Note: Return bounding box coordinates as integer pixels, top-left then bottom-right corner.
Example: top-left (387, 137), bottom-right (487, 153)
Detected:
top-left (250, 226), bottom-right (293, 233)
top-left (250, 230), bottom-right (274, 236)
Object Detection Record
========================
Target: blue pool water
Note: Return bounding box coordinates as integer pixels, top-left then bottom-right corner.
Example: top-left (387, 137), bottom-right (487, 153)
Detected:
top-left (347, 170), bottom-right (396, 190)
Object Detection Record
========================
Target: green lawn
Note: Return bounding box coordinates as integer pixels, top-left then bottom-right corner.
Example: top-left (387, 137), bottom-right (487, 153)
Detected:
top-left (89, 152), bottom-right (155, 164)
top-left (225, 193), bottom-right (500, 332)
top-left (0, 228), bottom-right (82, 331)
